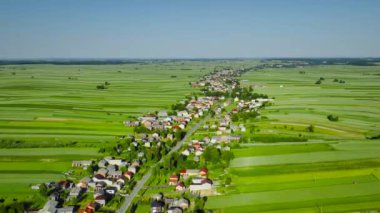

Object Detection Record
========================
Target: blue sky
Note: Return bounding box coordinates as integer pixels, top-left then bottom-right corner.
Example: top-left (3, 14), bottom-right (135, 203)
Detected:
top-left (0, 0), bottom-right (379, 58)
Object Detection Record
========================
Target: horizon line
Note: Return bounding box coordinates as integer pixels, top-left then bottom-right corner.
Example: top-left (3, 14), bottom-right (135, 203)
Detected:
top-left (1, 56), bottom-right (380, 61)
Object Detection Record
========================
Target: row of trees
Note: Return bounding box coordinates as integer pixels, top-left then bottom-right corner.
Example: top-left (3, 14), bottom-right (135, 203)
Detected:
top-left (171, 100), bottom-right (189, 111)
top-left (231, 86), bottom-right (268, 101)
top-left (231, 111), bottom-right (259, 122)
top-left (316, 77), bottom-right (346, 84)
top-left (96, 81), bottom-right (111, 89)
top-left (202, 146), bottom-right (235, 168)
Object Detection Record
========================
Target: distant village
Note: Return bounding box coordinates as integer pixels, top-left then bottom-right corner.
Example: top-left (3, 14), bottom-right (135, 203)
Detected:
top-left (31, 66), bottom-right (272, 213)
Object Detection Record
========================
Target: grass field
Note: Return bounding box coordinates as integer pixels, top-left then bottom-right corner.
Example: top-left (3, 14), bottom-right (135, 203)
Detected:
top-left (2, 62), bottom-right (380, 211)
top-left (0, 60), bottom-right (258, 204)
top-left (0, 62), bottom-right (212, 145)
top-left (0, 148), bottom-right (101, 200)
top-left (0, 62), bottom-right (209, 202)
top-left (232, 143), bottom-right (334, 157)
top-left (207, 182), bottom-right (380, 209)
top-left (206, 65), bottom-right (380, 212)
top-left (240, 65), bottom-right (380, 141)
top-left (207, 141), bottom-right (380, 212)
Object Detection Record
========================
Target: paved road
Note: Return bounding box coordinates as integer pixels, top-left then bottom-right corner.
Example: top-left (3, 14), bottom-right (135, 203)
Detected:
top-left (117, 113), bottom-right (211, 213)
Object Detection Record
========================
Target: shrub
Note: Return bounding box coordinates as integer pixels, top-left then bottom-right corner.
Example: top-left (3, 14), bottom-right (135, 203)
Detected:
top-left (327, 114), bottom-right (339, 121)
top-left (96, 84), bottom-right (106, 89)
top-left (307, 125), bottom-right (315, 132)
top-left (225, 176), bottom-right (232, 185)
top-left (366, 134), bottom-right (380, 140)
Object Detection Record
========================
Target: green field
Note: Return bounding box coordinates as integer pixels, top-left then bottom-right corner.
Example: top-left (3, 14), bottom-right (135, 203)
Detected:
top-left (0, 63), bottom-right (213, 145)
top-left (0, 62), bottom-right (210, 201)
top-left (231, 149), bottom-right (380, 167)
top-left (241, 65), bottom-right (380, 141)
top-left (0, 148), bottom-right (101, 199)
top-left (2, 62), bottom-right (380, 211)
top-left (207, 141), bottom-right (380, 212)
top-left (0, 60), bottom-right (258, 204)
top-left (233, 143), bottom-right (334, 157)
top-left (206, 65), bottom-right (380, 212)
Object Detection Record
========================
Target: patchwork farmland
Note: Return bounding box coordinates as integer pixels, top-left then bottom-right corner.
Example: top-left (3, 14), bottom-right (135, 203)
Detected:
top-left (205, 64), bottom-right (380, 212)
top-left (1, 60), bottom-right (379, 212)
top-left (0, 62), bottom-right (213, 204)
top-left (0, 60), bottom-right (258, 209)
top-left (0, 63), bottom-right (211, 146)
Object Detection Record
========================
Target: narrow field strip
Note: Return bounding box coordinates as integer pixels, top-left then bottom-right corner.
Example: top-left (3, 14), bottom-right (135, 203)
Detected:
top-left (206, 181), bottom-right (380, 209)
top-left (231, 150), bottom-right (380, 167)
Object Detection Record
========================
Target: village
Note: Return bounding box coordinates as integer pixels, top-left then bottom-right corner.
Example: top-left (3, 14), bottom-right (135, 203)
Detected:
top-left (32, 67), bottom-right (272, 213)
top-left (2, 2), bottom-right (378, 212)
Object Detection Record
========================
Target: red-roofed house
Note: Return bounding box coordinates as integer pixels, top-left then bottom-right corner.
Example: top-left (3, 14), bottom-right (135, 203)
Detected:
top-left (192, 143), bottom-right (202, 150)
top-left (123, 171), bottom-right (134, 180)
top-left (200, 168), bottom-right (208, 177)
top-left (81, 203), bottom-right (96, 213)
top-left (175, 182), bottom-right (186, 192)
top-left (179, 169), bottom-right (187, 176)
top-left (95, 195), bottom-right (106, 206)
top-left (169, 175), bottom-right (179, 185)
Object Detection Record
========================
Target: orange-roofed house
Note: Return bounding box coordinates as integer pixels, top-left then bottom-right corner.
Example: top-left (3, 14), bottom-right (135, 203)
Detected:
top-left (169, 175), bottom-right (179, 185)
top-left (200, 168), bottom-right (208, 177)
top-left (179, 169), bottom-right (186, 176)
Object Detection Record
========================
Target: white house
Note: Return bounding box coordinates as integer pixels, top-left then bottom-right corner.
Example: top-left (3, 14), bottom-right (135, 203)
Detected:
top-left (181, 149), bottom-right (190, 156)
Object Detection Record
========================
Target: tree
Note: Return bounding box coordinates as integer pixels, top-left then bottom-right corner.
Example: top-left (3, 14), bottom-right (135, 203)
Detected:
top-left (96, 84), bottom-right (106, 89)
top-left (87, 165), bottom-right (94, 174)
top-left (327, 114), bottom-right (339, 121)
top-left (203, 146), bottom-right (220, 164)
top-left (221, 151), bottom-right (234, 166)
top-left (194, 197), bottom-right (206, 211)
top-left (152, 165), bottom-right (160, 177)
top-left (231, 114), bottom-right (239, 122)
top-left (39, 183), bottom-right (48, 196)
top-left (307, 125), bottom-right (315, 133)
top-left (87, 163), bottom-right (98, 174)
top-left (225, 176), bottom-right (232, 185)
